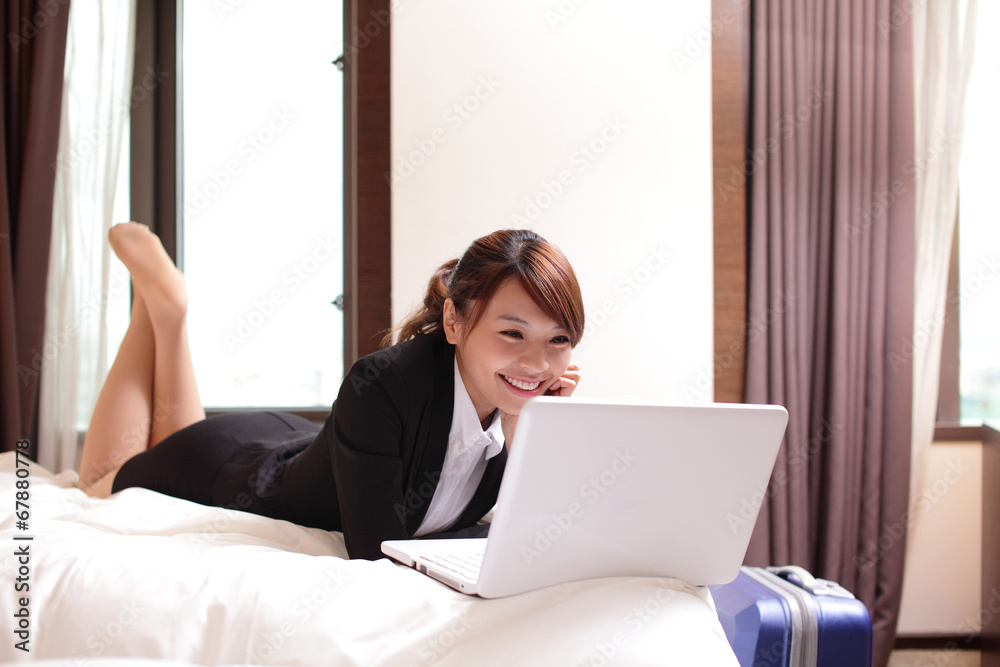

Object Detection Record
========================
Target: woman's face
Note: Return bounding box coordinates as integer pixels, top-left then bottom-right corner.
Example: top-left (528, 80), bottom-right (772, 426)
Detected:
top-left (444, 278), bottom-right (573, 426)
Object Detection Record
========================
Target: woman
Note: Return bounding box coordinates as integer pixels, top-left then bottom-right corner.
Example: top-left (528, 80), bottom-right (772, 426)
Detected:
top-left (79, 223), bottom-right (584, 559)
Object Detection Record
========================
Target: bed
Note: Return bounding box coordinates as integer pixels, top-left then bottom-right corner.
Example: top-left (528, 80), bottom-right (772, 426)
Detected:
top-left (0, 452), bottom-right (739, 666)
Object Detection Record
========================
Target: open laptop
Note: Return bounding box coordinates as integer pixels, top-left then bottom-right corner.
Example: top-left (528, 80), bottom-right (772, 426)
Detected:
top-left (381, 397), bottom-right (788, 598)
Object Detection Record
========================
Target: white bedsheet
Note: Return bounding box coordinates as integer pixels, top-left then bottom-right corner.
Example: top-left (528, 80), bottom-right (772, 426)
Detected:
top-left (0, 452), bottom-right (738, 666)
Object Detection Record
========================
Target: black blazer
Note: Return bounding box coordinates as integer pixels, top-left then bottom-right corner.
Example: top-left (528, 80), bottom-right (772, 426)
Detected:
top-left (304, 333), bottom-right (507, 560)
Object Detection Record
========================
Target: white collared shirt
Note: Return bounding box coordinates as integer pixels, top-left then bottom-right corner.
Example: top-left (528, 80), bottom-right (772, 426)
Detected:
top-left (414, 358), bottom-right (505, 536)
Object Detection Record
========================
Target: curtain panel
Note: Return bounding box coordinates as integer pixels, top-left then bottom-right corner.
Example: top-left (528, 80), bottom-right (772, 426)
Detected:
top-left (909, 0), bottom-right (977, 524)
top-left (0, 1), bottom-right (71, 456)
top-left (742, 2), bottom-right (915, 665)
top-left (39, 0), bottom-right (137, 473)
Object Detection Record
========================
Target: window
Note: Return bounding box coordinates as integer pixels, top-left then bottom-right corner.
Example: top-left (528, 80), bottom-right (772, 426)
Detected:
top-left (181, 1), bottom-right (344, 409)
top-left (956, 23), bottom-right (1000, 422)
top-left (940, 3), bottom-right (1000, 425)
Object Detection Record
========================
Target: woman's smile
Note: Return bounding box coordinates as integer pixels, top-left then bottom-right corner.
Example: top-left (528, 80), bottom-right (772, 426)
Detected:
top-left (499, 373), bottom-right (544, 394)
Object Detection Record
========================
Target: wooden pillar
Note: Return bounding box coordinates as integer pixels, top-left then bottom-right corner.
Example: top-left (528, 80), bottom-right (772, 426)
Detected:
top-left (343, 0), bottom-right (393, 366)
top-left (712, 0), bottom-right (748, 404)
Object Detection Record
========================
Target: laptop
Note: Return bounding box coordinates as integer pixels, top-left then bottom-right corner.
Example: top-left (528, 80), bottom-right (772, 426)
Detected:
top-left (381, 397), bottom-right (788, 598)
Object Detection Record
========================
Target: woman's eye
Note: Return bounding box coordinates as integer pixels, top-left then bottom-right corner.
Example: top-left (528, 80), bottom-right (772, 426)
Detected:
top-left (551, 336), bottom-right (570, 345)
top-left (501, 330), bottom-right (523, 339)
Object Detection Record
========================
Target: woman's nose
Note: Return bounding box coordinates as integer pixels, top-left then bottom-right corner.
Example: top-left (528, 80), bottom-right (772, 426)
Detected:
top-left (519, 345), bottom-right (549, 374)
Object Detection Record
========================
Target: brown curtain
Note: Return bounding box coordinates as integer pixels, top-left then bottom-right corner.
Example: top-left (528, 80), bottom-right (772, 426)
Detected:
top-left (743, 2), bottom-right (915, 666)
top-left (1, 1), bottom-right (71, 457)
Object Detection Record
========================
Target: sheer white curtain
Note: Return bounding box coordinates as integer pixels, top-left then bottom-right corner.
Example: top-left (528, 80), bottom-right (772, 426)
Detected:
top-left (909, 0), bottom-right (978, 499)
top-left (39, 0), bottom-right (136, 473)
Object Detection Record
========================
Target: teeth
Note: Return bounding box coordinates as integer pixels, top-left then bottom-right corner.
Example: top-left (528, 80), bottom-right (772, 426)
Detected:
top-left (502, 375), bottom-right (541, 391)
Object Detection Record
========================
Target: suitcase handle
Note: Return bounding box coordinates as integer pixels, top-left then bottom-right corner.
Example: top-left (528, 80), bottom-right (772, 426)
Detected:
top-left (766, 565), bottom-right (857, 599)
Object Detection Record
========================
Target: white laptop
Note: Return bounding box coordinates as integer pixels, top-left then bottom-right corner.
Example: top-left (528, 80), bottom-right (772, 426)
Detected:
top-left (381, 397), bottom-right (788, 598)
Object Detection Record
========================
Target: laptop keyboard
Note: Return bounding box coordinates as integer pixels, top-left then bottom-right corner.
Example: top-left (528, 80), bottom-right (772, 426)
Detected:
top-left (422, 550), bottom-right (485, 580)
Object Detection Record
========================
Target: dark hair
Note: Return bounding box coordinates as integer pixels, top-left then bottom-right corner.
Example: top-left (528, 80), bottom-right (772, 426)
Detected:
top-left (386, 229), bottom-right (585, 347)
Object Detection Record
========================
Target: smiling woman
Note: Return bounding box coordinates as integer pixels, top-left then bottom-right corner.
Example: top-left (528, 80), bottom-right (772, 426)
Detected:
top-left (391, 228), bottom-right (584, 442)
top-left (444, 281), bottom-right (576, 427)
top-left (78, 226), bottom-right (585, 561)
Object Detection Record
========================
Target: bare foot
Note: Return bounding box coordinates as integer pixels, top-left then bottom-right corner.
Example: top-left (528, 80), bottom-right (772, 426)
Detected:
top-left (109, 222), bottom-right (188, 329)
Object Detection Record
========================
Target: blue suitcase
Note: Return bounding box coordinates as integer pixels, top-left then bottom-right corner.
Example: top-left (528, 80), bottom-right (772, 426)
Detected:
top-left (709, 565), bottom-right (873, 667)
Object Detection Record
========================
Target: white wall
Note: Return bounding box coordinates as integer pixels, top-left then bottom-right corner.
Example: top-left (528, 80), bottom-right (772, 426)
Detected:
top-left (391, 0), bottom-right (714, 403)
top-left (896, 441), bottom-right (983, 636)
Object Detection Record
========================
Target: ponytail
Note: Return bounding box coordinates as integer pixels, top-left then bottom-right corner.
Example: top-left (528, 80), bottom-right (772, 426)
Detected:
top-left (384, 259), bottom-right (458, 346)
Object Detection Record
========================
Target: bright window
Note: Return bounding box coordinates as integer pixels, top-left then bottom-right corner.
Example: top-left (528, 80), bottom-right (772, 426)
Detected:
top-left (958, 2), bottom-right (1000, 421)
top-left (181, 1), bottom-right (344, 408)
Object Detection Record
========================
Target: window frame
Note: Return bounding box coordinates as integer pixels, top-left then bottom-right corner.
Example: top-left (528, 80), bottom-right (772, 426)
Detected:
top-left (934, 209), bottom-right (986, 442)
top-left (131, 0), bottom-right (180, 266)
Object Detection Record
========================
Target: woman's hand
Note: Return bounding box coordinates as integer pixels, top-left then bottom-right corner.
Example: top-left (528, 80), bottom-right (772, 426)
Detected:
top-left (503, 365), bottom-right (581, 449)
top-left (544, 364), bottom-right (581, 398)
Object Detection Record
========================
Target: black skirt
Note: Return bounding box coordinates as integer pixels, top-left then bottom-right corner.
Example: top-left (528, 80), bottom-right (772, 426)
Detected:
top-left (111, 411), bottom-right (343, 531)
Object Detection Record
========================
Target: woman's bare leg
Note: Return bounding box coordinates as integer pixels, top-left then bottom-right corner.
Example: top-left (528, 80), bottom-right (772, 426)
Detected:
top-left (148, 295), bottom-right (204, 448)
top-left (78, 222), bottom-right (205, 496)
top-left (78, 288), bottom-right (156, 495)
